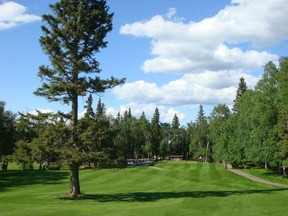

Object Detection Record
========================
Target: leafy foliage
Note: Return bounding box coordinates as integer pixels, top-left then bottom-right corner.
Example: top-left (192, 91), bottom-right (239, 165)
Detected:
top-left (0, 102), bottom-right (17, 170)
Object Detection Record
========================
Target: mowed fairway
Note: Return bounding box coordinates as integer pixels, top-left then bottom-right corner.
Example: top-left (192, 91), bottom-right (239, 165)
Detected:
top-left (0, 161), bottom-right (287, 216)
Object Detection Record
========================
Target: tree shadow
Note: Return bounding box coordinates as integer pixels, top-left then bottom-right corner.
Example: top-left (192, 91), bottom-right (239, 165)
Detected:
top-left (62, 188), bottom-right (288, 202)
top-left (0, 170), bottom-right (69, 192)
top-left (262, 170), bottom-right (288, 179)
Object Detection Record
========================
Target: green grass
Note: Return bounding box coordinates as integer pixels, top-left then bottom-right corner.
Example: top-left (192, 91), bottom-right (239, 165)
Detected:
top-left (0, 161), bottom-right (287, 216)
top-left (243, 168), bottom-right (288, 185)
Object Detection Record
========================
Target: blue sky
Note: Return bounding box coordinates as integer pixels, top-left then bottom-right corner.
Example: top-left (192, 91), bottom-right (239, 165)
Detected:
top-left (1, 0), bottom-right (288, 125)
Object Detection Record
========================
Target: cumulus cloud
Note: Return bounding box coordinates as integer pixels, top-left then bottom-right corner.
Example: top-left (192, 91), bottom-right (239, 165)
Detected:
top-left (117, 0), bottom-right (285, 109)
top-left (120, 0), bottom-right (284, 74)
top-left (142, 43), bottom-right (277, 74)
top-left (0, 1), bottom-right (41, 30)
top-left (113, 71), bottom-right (260, 106)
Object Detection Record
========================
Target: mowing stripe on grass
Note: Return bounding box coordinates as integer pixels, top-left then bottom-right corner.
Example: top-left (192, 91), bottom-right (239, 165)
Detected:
top-left (1, 161), bottom-right (288, 216)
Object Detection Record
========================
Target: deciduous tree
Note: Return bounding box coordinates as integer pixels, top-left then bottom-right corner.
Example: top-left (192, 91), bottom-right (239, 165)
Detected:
top-left (209, 104), bottom-right (230, 168)
top-left (277, 57), bottom-right (288, 173)
top-left (0, 101), bottom-right (16, 171)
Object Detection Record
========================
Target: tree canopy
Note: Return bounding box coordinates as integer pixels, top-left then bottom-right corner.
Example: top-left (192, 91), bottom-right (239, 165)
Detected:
top-left (0, 102), bottom-right (16, 170)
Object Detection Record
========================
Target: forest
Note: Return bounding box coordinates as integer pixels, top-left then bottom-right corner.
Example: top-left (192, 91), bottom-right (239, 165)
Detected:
top-left (1, 58), bottom-right (288, 174)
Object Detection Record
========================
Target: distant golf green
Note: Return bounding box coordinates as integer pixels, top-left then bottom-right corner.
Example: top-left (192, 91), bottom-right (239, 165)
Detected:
top-left (0, 161), bottom-right (287, 216)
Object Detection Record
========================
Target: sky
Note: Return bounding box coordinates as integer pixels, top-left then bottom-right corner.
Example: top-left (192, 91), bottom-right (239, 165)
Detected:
top-left (0, 0), bottom-right (288, 125)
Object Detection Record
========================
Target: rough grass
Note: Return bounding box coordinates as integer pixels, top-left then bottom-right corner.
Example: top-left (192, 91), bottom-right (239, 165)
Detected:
top-left (0, 161), bottom-right (287, 216)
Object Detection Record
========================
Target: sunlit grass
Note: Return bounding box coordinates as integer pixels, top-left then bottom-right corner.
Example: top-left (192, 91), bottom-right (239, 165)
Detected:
top-left (0, 161), bottom-right (287, 216)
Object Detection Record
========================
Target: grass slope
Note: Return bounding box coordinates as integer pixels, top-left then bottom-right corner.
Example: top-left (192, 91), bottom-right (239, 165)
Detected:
top-left (243, 168), bottom-right (288, 185)
top-left (0, 161), bottom-right (287, 216)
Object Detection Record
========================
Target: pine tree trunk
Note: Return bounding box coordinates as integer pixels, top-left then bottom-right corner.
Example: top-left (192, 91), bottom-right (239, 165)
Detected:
top-left (69, 95), bottom-right (81, 197)
top-left (69, 162), bottom-right (81, 197)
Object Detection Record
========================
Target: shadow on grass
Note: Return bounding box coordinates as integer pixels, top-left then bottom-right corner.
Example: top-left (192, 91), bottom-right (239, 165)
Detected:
top-left (262, 171), bottom-right (288, 179)
top-left (0, 170), bottom-right (69, 192)
top-left (61, 189), bottom-right (288, 202)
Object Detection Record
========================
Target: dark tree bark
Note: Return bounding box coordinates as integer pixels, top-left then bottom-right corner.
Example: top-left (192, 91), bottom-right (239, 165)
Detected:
top-left (69, 162), bottom-right (80, 196)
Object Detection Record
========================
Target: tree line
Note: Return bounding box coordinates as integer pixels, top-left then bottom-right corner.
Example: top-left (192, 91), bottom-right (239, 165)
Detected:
top-left (1, 58), bottom-right (288, 175)
top-left (0, 97), bottom-right (187, 170)
top-left (209, 59), bottom-right (288, 173)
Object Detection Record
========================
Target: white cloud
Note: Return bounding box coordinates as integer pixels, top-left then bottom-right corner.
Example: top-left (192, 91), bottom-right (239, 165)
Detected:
top-left (28, 109), bottom-right (88, 121)
top-left (106, 107), bottom-right (117, 116)
top-left (28, 109), bottom-right (54, 116)
top-left (120, 15), bottom-right (187, 41)
top-left (120, 0), bottom-right (284, 74)
top-left (113, 71), bottom-right (259, 106)
top-left (220, 0), bottom-right (288, 45)
top-left (113, 80), bottom-right (161, 103)
top-left (142, 43), bottom-right (277, 74)
top-left (166, 8), bottom-right (177, 19)
top-left (117, 0), bottom-right (285, 108)
top-left (78, 109), bottom-right (86, 119)
top-left (0, 1), bottom-right (41, 30)
top-left (163, 107), bottom-right (185, 123)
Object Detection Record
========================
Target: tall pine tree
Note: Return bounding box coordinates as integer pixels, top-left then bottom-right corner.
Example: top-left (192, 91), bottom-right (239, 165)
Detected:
top-left (151, 108), bottom-right (161, 159)
top-left (190, 105), bottom-right (210, 162)
top-left (34, 0), bottom-right (125, 197)
top-left (84, 94), bottom-right (95, 120)
top-left (170, 114), bottom-right (181, 155)
top-left (233, 77), bottom-right (247, 112)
